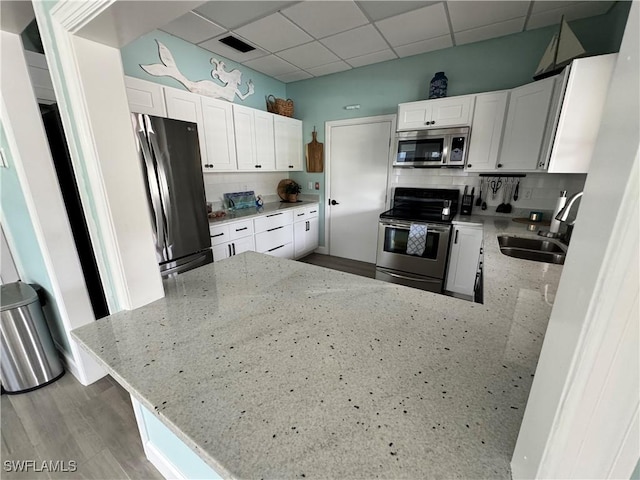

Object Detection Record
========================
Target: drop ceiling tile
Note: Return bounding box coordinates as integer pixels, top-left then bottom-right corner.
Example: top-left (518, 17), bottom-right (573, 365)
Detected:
top-left (275, 70), bottom-right (314, 83)
top-left (526, 1), bottom-right (614, 30)
top-left (346, 49), bottom-right (397, 68)
top-left (243, 54), bottom-right (299, 77)
top-left (448, 1), bottom-right (530, 32)
top-left (198, 34), bottom-right (269, 63)
top-left (356, 1), bottom-right (438, 21)
top-left (234, 13), bottom-right (313, 53)
top-left (455, 17), bottom-right (526, 45)
top-left (375, 3), bottom-right (450, 47)
top-left (531, 1), bottom-right (583, 14)
top-left (194, 1), bottom-right (296, 29)
top-left (394, 35), bottom-right (453, 58)
top-left (281, 1), bottom-right (368, 39)
top-left (320, 24), bottom-right (389, 60)
top-left (160, 12), bottom-right (227, 44)
top-left (277, 41), bottom-right (340, 69)
top-left (306, 60), bottom-right (352, 77)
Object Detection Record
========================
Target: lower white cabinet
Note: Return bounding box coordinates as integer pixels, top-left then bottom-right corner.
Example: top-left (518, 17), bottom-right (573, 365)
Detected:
top-left (209, 204), bottom-right (318, 261)
top-left (293, 205), bottom-right (320, 258)
top-left (210, 219), bottom-right (255, 261)
top-left (445, 225), bottom-right (483, 297)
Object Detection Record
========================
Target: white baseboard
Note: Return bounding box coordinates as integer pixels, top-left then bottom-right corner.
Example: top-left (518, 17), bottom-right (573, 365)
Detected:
top-left (314, 246), bottom-right (329, 255)
top-left (55, 340), bottom-right (106, 386)
top-left (55, 341), bottom-right (81, 380)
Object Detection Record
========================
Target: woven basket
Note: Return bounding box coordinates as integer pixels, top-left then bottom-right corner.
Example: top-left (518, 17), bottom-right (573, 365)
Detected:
top-left (266, 95), bottom-right (294, 117)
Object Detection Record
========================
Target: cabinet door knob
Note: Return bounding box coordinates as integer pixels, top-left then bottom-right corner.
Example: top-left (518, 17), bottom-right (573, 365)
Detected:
top-left (289, 165), bottom-right (294, 168)
top-left (431, 121), bottom-right (436, 125)
top-left (497, 163), bottom-right (503, 168)
top-left (467, 164), bottom-right (472, 168)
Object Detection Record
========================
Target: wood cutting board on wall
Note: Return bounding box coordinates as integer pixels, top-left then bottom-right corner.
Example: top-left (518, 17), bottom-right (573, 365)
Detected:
top-left (306, 127), bottom-right (323, 172)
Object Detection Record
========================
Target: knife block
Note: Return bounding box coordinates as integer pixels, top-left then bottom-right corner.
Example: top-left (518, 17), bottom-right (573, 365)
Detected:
top-left (461, 193), bottom-right (474, 215)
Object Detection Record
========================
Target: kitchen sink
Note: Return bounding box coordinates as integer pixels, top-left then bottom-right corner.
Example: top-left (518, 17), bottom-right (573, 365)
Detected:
top-left (497, 235), bottom-right (566, 265)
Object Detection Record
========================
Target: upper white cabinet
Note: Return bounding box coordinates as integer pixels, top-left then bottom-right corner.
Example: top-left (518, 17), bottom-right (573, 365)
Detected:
top-left (497, 75), bottom-right (556, 172)
top-left (124, 76), bottom-right (167, 117)
top-left (543, 54), bottom-right (616, 173)
top-left (201, 96), bottom-right (236, 171)
top-left (397, 95), bottom-right (473, 131)
top-left (274, 116), bottom-right (303, 171)
top-left (465, 91), bottom-right (509, 172)
top-left (233, 104), bottom-right (276, 171)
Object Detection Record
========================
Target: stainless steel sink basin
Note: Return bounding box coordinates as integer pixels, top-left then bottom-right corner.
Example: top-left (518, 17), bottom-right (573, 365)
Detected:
top-left (497, 235), bottom-right (566, 264)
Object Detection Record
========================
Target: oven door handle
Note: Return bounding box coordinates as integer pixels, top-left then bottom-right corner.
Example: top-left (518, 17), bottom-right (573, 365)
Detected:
top-left (379, 270), bottom-right (438, 283)
top-left (381, 222), bottom-right (450, 234)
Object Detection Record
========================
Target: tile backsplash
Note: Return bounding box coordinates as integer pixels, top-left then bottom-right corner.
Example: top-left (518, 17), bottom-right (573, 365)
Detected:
top-left (390, 168), bottom-right (587, 217)
top-left (203, 172), bottom-right (288, 209)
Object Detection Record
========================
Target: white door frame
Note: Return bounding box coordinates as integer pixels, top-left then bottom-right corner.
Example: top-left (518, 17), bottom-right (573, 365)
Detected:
top-left (324, 114), bottom-right (396, 256)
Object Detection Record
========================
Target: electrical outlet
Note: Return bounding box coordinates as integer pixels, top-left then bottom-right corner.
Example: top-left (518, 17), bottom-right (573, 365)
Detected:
top-left (522, 188), bottom-right (533, 200)
top-left (308, 181), bottom-right (313, 190)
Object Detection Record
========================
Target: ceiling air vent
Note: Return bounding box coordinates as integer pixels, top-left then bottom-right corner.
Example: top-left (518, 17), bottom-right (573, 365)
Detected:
top-left (219, 36), bottom-right (255, 53)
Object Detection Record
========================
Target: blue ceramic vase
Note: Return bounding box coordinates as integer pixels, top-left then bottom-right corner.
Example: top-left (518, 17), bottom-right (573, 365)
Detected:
top-left (429, 72), bottom-right (448, 99)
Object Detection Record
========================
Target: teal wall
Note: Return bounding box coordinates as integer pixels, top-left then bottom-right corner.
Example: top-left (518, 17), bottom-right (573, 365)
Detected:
top-left (0, 121), bottom-right (70, 353)
top-left (286, 5), bottom-right (631, 245)
top-left (120, 30), bottom-right (287, 112)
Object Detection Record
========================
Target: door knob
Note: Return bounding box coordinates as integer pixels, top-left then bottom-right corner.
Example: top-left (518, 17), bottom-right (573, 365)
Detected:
top-left (330, 199), bottom-right (339, 205)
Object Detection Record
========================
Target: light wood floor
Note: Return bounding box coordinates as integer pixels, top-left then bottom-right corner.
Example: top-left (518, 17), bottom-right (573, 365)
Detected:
top-left (298, 253), bottom-right (376, 278)
top-left (1, 373), bottom-right (162, 480)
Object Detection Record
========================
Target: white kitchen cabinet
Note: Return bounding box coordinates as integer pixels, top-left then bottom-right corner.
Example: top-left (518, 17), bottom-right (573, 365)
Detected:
top-left (254, 210), bottom-right (294, 255)
top-left (233, 104), bottom-right (275, 171)
top-left (211, 219), bottom-right (255, 261)
top-left (445, 225), bottom-right (483, 298)
top-left (497, 76), bottom-right (556, 172)
top-left (201, 96), bottom-right (237, 171)
top-left (274, 116), bottom-right (303, 171)
top-left (397, 95), bottom-right (473, 131)
top-left (543, 54), bottom-right (616, 173)
top-left (125, 76), bottom-right (167, 117)
top-left (293, 204), bottom-right (319, 258)
top-left (465, 91), bottom-right (509, 172)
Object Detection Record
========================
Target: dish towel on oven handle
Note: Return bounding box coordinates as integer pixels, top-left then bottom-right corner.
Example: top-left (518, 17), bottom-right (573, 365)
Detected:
top-left (406, 223), bottom-right (427, 256)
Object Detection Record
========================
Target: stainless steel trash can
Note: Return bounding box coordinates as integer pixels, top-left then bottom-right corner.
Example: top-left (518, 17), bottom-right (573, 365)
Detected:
top-left (1, 282), bottom-right (64, 394)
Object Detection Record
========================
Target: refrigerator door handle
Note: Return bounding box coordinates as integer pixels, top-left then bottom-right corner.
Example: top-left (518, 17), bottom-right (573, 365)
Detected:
top-left (137, 114), bottom-right (167, 262)
top-left (147, 118), bottom-right (173, 258)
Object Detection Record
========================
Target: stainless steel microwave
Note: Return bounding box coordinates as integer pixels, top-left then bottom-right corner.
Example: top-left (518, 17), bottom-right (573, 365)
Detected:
top-left (393, 127), bottom-right (470, 168)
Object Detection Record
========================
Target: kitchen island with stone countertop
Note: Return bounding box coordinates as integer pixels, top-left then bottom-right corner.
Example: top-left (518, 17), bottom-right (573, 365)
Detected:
top-left (71, 217), bottom-right (564, 479)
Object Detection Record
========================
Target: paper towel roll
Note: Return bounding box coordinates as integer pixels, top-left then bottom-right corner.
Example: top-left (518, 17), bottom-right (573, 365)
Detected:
top-left (550, 191), bottom-right (567, 233)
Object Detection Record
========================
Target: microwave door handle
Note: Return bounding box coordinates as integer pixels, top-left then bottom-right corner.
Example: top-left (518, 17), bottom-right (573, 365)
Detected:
top-left (441, 136), bottom-right (449, 165)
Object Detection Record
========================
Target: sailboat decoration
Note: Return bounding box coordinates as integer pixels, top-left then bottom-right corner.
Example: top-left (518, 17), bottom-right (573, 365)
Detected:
top-left (533, 16), bottom-right (586, 80)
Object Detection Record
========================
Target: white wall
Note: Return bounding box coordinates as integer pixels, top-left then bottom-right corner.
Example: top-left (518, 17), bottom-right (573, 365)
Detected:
top-left (204, 171), bottom-right (288, 209)
top-left (512, 2), bottom-right (640, 477)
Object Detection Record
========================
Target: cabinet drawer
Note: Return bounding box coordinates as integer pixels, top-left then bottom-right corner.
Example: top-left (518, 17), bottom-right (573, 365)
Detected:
top-left (209, 224), bottom-right (230, 246)
top-left (264, 242), bottom-right (294, 259)
top-left (255, 225), bottom-right (293, 253)
top-left (293, 204), bottom-right (319, 222)
top-left (228, 220), bottom-right (254, 240)
top-left (254, 210), bottom-right (293, 233)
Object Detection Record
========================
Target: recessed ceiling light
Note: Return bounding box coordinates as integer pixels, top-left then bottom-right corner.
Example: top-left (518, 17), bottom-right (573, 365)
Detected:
top-left (218, 35), bottom-right (256, 53)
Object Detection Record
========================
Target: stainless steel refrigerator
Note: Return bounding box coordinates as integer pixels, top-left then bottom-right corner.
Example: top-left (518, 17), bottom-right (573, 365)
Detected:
top-left (132, 113), bottom-right (213, 277)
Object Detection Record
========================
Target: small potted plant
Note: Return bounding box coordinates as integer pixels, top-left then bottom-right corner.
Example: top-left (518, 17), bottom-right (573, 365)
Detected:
top-left (284, 181), bottom-right (301, 203)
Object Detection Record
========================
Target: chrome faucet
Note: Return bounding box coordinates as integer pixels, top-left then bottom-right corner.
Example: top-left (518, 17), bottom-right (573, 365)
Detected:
top-left (555, 191), bottom-right (583, 243)
top-left (555, 191), bottom-right (583, 225)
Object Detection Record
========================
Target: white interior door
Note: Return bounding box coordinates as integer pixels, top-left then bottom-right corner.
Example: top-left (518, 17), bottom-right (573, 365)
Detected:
top-left (327, 116), bottom-right (395, 263)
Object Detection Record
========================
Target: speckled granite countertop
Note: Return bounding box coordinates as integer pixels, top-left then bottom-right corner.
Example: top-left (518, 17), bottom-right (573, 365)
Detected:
top-left (71, 216), bottom-right (563, 479)
top-left (209, 200), bottom-right (319, 226)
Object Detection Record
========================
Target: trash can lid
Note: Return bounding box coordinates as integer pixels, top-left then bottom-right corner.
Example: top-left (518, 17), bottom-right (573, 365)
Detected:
top-left (1, 282), bottom-right (38, 311)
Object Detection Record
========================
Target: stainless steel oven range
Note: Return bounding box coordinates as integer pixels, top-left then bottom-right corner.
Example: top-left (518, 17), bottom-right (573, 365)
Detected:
top-left (375, 188), bottom-right (459, 293)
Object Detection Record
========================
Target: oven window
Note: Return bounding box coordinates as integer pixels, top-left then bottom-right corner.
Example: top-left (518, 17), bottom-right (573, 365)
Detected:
top-left (384, 226), bottom-right (440, 259)
top-left (397, 138), bottom-right (444, 163)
